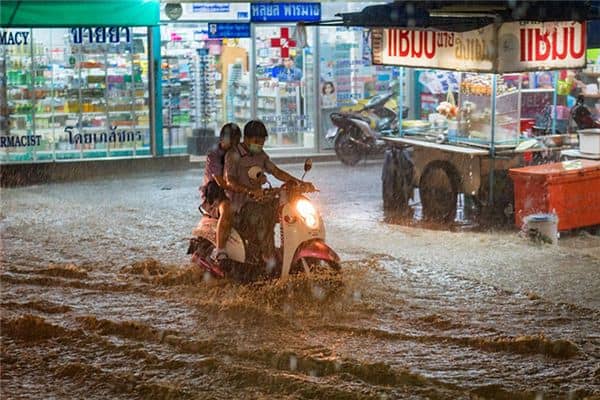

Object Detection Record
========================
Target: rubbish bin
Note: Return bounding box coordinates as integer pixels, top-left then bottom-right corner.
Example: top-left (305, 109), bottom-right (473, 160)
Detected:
top-left (578, 128), bottom-right (600, 155)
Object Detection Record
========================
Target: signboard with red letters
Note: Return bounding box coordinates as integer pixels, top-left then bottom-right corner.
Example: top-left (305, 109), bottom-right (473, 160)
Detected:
top-left (372, 21), bottom-right (587, 73)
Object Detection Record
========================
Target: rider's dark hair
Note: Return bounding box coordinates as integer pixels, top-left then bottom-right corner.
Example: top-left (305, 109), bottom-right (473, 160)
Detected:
top-left (243, 120), bottom-right (269, 139)
top-left (220, 123), bottom-right (242, 142)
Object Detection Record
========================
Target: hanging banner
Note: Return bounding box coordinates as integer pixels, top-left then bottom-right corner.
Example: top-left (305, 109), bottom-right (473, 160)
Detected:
top-left (498, 21), bottom-right (587, 72)
top-left (372, 21), bottom-right (587, 73)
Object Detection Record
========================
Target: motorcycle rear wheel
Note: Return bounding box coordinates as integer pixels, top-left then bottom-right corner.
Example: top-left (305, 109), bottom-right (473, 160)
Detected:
top-left (334, 128), bottom-right (364, 166)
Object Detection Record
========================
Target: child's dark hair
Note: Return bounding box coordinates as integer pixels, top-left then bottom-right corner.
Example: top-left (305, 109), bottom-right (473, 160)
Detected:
top-left (220, 123), bottom-right (242, 141)
top-left (243, 120), bottom-right (269, 139)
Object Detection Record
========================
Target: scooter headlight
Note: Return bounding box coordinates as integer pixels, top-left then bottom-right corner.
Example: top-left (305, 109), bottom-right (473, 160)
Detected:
top-left (296, 199), bottom-right (319, 229)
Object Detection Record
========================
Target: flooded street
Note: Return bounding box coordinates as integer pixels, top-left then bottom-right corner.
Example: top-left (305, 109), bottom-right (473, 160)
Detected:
top-left (1, 162), bottom-right (599, 399)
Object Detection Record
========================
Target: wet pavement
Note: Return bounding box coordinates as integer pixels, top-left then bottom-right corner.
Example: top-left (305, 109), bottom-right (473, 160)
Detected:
top-left (1, 161), bottom-right (599, 399)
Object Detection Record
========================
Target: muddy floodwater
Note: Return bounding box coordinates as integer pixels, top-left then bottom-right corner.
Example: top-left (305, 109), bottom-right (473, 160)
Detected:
top-left (1, 162), bottom-right (599, 399)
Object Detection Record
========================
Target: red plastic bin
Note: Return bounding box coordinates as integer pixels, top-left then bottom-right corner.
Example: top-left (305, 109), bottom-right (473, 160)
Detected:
top-left (508, 160), bottom-right (600, 231)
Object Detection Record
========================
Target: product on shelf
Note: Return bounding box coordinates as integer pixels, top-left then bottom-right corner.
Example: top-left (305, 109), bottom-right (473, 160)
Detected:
top-left (459, 74), bottom-right (517, 96)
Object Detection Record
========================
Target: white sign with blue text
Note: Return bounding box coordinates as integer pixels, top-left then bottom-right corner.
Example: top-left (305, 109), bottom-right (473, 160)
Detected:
top-left (251, 2), bottom-right (321, 23)
top-left (161, 3), bottom-right (251, 22)
top-left (208, 23), bottom-right (251, 39)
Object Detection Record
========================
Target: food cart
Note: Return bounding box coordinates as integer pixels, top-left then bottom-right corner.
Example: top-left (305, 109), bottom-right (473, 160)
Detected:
top-left (360, 10), bottom-right (596, 223)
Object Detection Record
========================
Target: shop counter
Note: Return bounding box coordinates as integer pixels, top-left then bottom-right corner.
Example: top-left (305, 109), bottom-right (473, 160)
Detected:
top-left (509, 160), bottom-right (600, 231)
top-left (381, 136), bottom-right (490, 156)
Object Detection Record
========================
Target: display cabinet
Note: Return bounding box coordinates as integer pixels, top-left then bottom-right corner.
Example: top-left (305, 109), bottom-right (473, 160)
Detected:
top-left (228, 64), bottom-right (250, 125)
top-left (2, 34), bottom-right (38, 162)
top-left (162, 54), bottom-right (195, 153)
top-left (456, 73), bottom-right (521, 146)
top-left (0, 28), bottom-right (150, 162)
top-left (256, 79), bottom-right (302, 146)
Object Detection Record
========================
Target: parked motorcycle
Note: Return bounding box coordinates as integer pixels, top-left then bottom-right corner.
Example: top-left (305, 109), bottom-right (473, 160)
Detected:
top-left (327, 92), bottom-right (408, 166)
top-left (187, 160), bottom-right (340, 282)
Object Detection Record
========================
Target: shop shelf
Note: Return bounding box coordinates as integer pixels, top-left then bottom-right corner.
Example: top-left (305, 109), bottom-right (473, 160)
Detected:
top-left (521, 88), bottom-right (555, 93)
top-left (582, 71), bottom-right (600, 78)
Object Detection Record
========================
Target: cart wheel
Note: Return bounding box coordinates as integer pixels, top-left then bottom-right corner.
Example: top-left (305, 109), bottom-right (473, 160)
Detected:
top-left (335, 127), bottom-right (364, 166)
top-left (419, 161), bottom-right (459, 222)
top-left (382, 148), bottom-right (413, 215)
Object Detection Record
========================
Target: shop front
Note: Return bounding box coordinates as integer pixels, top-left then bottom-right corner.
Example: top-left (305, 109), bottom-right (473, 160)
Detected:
top-left (160, 2), bottom-right (320, 155)
top-left (159, 1), bottom-right (404, 156)
top-left (0, 0), bottom-right (159, 164)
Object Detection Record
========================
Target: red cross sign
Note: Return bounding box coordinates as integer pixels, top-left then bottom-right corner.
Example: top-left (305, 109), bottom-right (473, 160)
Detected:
top-left (270, 27), bottom-right (296, 58)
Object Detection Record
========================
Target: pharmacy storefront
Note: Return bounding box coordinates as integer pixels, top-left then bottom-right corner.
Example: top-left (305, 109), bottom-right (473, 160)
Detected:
top-left (160, 1), bottom-right (404, 155)
top-left (0, 0), bottom-right (160, 164)
top-left (1, 0), bottom-right (405, 164)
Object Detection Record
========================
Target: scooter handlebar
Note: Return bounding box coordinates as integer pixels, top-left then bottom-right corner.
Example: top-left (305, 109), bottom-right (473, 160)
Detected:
top-left (253, 182), bottom-right (318, 202)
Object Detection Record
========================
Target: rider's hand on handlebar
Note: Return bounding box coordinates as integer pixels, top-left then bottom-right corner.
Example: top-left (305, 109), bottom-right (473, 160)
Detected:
top-left (301, 181), bottom-right (317, 193)
top-left (247, 188), bottom-right (264, 201)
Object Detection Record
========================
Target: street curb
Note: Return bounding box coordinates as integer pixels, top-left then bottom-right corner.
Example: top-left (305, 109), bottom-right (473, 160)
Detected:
top-left (1, 152), bottom-right (385, 187)
top-left (0, 155), bottom-right (189, 187)
top-left (189, 152), bottom-right (342, 168)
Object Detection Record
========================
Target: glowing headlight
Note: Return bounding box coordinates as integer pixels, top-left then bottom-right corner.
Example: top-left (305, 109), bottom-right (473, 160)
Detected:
top-left (296, 199), bottom-right (319, 229)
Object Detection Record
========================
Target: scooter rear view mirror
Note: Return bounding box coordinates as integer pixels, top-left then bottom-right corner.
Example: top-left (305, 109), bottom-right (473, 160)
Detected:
top-left (302, 158), bottom-right (312, 181)
top-left (304, 158), bottom-right (312, 172)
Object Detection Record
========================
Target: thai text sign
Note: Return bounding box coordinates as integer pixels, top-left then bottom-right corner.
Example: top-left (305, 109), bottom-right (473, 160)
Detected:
top-left (71, 27), bottom-right (131, 44)
top-left (161, 3), bottom-right (250, 22)
top-left (251, 2), bottom-right (321, 23)
top-left (372, 21), bottom-right (586, 73)
top-left (208, 23), bottom-right (251, 39)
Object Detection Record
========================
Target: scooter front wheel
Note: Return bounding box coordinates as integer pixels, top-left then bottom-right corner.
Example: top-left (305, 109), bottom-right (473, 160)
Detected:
top-left (334, 128), bottom-right (364, 166)
top-left (291, 257), bottom-right (340, 276)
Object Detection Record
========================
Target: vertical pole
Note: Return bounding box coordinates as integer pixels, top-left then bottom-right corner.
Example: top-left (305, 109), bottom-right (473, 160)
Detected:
top-left (314, 24), bottom-right (321, 152)
top-left (129, 34), bottom-right (136, 157)
top-left (250, 23), bottom-right (257, 120)
top-left (552, 70), bottom-right (558, 134)
top-left (29, 28), bottom-right (36, 160)
top-left (149, 26), bottom-right (163, 156)
top-left (397, 66), bottom-right (404, 136)
top-left (488, 73), bottom-right (497, 206)
top-left (412, 69), bottom-right (420, 127)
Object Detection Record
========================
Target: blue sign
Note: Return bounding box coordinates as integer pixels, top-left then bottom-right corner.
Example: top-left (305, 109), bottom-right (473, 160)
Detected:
top-left (251, 2), bottom-right (321, 23)
top-left (207, 23), bottom-right (251, 39)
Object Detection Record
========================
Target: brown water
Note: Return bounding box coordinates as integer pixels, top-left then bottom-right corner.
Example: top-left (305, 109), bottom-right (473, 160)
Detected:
top-left (1, 165), bottom-right (599, 399)
top-left (2, 256), bottom-right (598, 399)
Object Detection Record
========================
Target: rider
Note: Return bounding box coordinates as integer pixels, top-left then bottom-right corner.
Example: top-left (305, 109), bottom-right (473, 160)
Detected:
top-left (224, 120), bottom-right (314, 264)
top-left (199, 123), bottom-right (242, 263)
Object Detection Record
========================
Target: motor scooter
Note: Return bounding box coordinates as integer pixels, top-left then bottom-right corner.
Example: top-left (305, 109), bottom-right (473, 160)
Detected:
top-left (327, 92), bottom-right (408, 166)
top-left (187, 160), bottom-right (340, 282)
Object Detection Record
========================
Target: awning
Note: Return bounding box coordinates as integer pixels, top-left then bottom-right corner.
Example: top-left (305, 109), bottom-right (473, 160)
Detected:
top-left (1, 0), bottom-right (160, 27)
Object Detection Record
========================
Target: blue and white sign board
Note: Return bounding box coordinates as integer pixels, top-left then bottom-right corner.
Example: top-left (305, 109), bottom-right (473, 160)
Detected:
top-left (251, 2), bottom-right (321, 23)
top-left (207, 23), bottom-right (251, 39)
top-left (161, 3), bottom-right (251, 22)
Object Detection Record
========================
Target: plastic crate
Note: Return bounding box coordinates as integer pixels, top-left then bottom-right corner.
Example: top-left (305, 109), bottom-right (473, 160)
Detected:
top-left (508, 160), bottom-right (600, 231)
